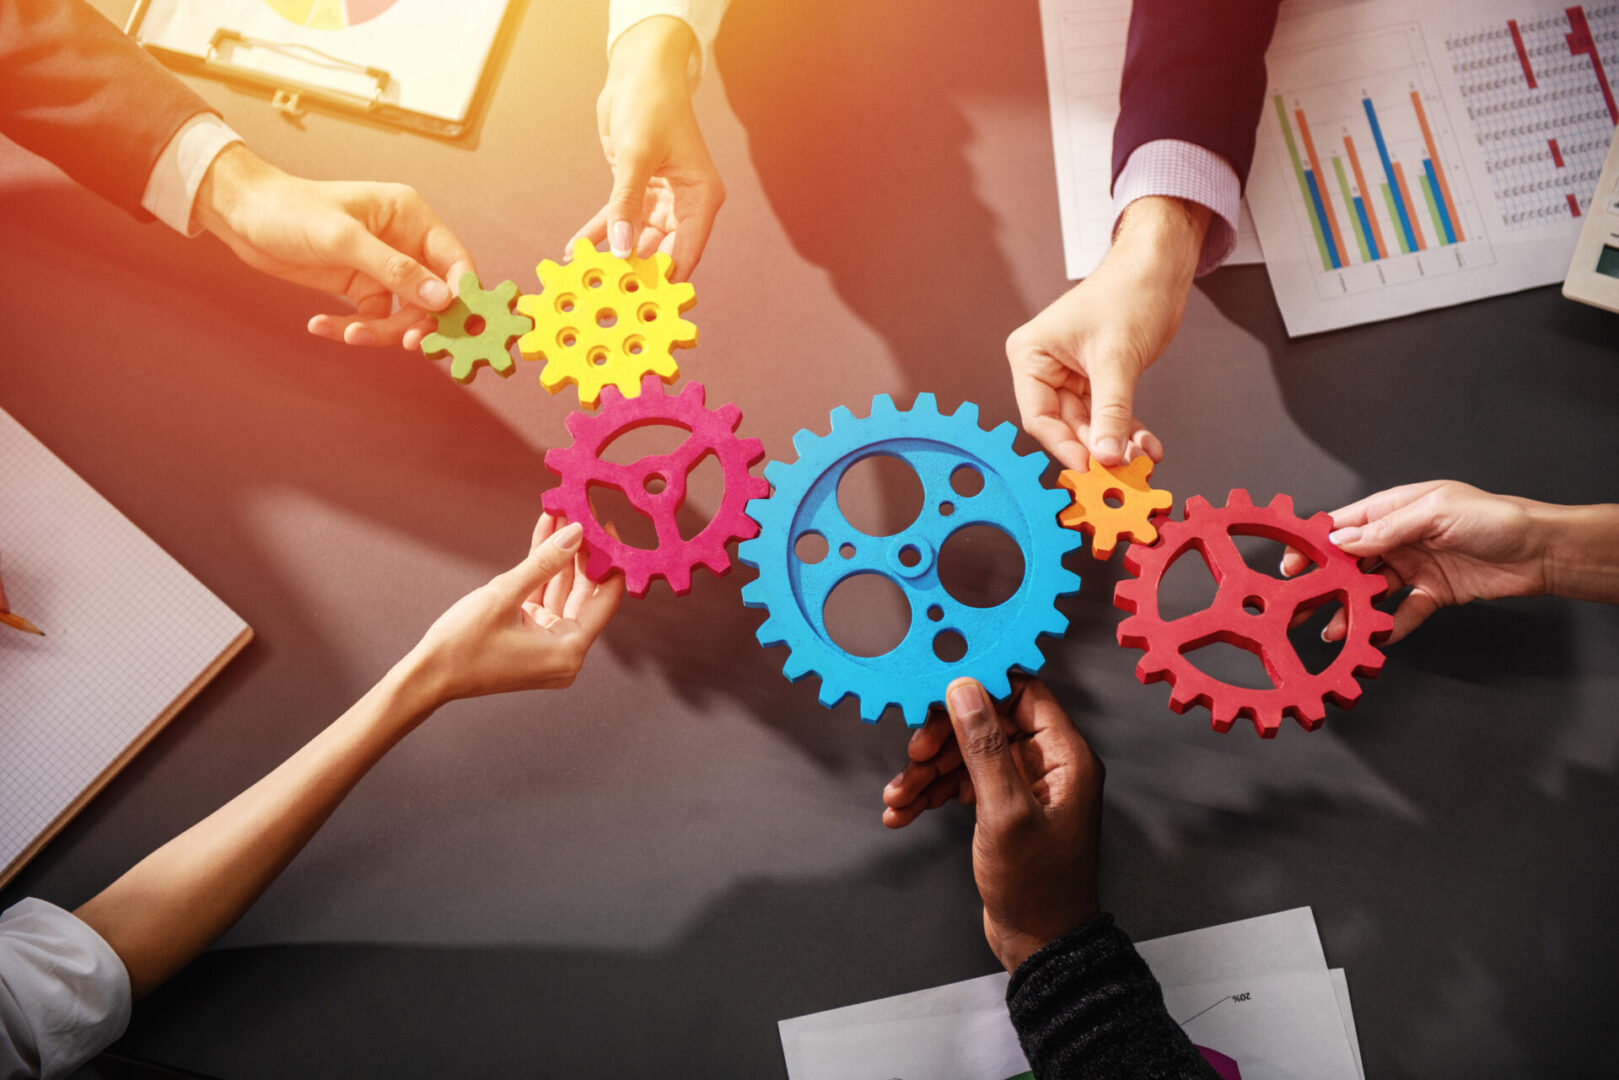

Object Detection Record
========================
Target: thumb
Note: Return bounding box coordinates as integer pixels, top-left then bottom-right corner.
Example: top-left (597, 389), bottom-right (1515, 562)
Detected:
top-left (1330, 501), bottom-right (1437, 559)
top-left (606, 152), bottom-right (655, 258)
top-left (492, 522), bottom-right (585, 603)
top-left (946, 678), bottom-right (1026, 813)
top-left (1085, 353), bottom-right (1139, 468)
top-left (343, 226), bottom-right (452, 311)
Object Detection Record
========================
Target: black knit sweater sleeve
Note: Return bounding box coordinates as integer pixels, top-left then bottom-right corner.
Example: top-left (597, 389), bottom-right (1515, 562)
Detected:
top-left (1005, 914), bottom-right (1221, 1080)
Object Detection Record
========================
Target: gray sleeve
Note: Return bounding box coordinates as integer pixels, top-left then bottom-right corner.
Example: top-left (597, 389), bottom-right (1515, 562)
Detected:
top-left (0, 899), bottom-right (131, 1080)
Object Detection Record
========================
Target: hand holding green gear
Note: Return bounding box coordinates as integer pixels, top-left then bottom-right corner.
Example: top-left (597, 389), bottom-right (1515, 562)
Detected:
top-left (420, 272), bottom-right (534, 384)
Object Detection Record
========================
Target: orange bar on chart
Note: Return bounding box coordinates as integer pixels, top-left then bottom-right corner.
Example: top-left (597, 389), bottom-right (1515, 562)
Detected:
top-left (1409, 91), bottom-right (1464, 241)
top-left (1294, 109), bottom-right (1350, 266)
top-left (1342, 135), bottom-right (1387, 259)
top-left (1391, 161), bottom-right (1426, 250)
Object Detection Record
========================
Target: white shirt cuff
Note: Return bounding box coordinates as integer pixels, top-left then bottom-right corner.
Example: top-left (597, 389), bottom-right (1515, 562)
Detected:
top-left (139, 113), bottom-right (244, 236)
top-left (1111, 139), bottom-right (1242, 277)
top-left (0, 899), bottom-right (131, 1080)
top-left (607, 0), bottom-right (730, 86)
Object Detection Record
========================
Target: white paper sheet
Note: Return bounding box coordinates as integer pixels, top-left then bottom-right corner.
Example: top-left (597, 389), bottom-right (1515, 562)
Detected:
top-left (1328, 969), bottom-right (1366, 1080)
top-left (1246, 0), bottom-right (1617, 334)
top-left (1136, 906), bottom-right (1327, 986)
top-left (1163, 971), bottom-right (1362, 1080)
top-left (779, 907), bottom-right (1363, 1080)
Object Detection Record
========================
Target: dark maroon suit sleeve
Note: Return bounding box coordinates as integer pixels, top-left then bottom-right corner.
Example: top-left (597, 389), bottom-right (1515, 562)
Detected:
top-left (1110, 0), bottom-right (1282, 193)
top-left (0, 0), bottom-right (214, 218)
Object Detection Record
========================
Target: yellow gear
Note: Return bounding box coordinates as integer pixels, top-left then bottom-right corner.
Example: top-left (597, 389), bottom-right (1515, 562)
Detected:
top-left (515, 237), bottom-right (697, 409)
top-left (1057, 455), bottom-right (1173, 559)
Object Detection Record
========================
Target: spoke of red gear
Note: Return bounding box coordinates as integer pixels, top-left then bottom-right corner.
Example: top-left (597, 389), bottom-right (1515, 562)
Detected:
top-left (542, 376), bottom-right (767, 597)
top-left (1114, 490), bottom-right (1395, 737)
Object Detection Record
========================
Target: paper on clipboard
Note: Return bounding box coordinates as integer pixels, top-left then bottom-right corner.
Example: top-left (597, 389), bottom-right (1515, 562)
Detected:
top-left (128, 0), bottom-right (511, 136)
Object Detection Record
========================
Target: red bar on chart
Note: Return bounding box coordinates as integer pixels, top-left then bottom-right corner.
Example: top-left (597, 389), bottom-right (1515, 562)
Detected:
top-left (1409, 91), bottom-right (1465, 242)
top-left (1343, 135), bottom-right (1387, 259)
top-left (1392, 162), bottom-right (1427, 249)
top-left (1549, 138), bottom-right (1565, 167)
top-left (1566, 5), bottom-right (1619, 125)
top-left (1568, 193), bottom-right (1583, 217)
top-left (1509, 19), bottom-right (1537, 88)
top-left (1295, 109), bottom-right (1350, 266)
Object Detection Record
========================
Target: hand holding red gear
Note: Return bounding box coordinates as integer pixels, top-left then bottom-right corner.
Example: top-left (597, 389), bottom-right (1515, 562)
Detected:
top-left (542, 375), bottom-right (766, 596)
top-left (1113, 489), bottom-right (1395, 737)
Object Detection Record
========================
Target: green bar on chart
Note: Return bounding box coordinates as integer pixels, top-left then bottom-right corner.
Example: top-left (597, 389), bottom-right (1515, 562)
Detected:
top-left (1382, 183), bottom-right (1411, 253)
top-left (1333, 156), bottom-right (1371, 263)
top-left (1274, 94), bottom-right (1333, 271)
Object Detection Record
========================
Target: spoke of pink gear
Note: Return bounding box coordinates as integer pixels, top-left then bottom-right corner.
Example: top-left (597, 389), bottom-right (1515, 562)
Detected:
top-left (1113, 490), bottom-right (1395, 737)
top-left (542, 375), bottom-right (767, 596)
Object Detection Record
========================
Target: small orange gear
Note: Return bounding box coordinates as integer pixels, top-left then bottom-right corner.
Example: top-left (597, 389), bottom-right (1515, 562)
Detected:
top-left (515, 238), bottom-right (697, 409)
top-left (1057, 456), bottom-right (1174, 559)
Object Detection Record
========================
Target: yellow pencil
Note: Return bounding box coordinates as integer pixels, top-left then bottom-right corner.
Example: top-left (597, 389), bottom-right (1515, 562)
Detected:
top-left (0, 611), bottom-right (44, 636)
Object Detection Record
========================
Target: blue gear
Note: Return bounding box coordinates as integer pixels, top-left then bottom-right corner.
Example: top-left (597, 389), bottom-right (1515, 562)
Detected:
top-left (739, 393), bottom-right (1083, 727)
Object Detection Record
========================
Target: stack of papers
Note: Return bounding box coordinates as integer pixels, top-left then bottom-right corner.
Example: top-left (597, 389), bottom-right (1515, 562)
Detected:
top-left (779, 907), bottom-right (1364, 1080)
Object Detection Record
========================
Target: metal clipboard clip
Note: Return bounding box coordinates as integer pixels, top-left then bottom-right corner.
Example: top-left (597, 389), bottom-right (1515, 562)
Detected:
top-left (203, 28), bottom-right (393, 120)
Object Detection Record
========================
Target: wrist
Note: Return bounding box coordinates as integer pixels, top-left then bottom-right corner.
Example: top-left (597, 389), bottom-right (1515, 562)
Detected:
top-left (192, 142), bottom-right (276, 241)
top-left (385, 647), bottom-right (455, 718)
top-left (609, 16), bottom-right (697, 84)
top-left (1536, 502), bottom-right (1619, 603)
top-left (1111, 196), bottom-right (1211, 285)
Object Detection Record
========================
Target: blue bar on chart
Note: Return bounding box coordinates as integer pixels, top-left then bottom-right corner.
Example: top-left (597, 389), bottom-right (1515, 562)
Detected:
top-left (1362, 97), bottom-right (1418, 254)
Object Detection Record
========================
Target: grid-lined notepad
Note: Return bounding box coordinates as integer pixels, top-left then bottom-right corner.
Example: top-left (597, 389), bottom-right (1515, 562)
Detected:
top-left (0, 407), bottom-right (251, 888)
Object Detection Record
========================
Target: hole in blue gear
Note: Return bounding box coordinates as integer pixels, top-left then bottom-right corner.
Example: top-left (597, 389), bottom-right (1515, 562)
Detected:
top-left (823, 573), bottom-right (911, 658)
top-left (938, 523), bottom-right (1024, 609)
top-left (795, 531), bottom-right (829, 564)
top-left (837, 453), bottom-right (924, 538)
top-left (933, 629), bottom-right (967, 663)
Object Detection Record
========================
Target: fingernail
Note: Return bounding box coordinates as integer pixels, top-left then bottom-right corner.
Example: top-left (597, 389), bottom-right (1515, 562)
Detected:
top-left (562, 246), bottom-right (574, 263)
top-left (1278, 558), bottom-right (1293, 577)
top-left (1321, 626), bottom-right (1333, 642)
top-left (554, 522), bottom-right (584, 551)
top-left (610, 221), bottom-right (633, 258)
top-left (947, 681), bottom-right (985, 720)
top-left (1094, 437), bottom-right (1122, 462)
top-left (1122, 442), bottom-right (1140, 464)
top-left (1328, 527), bottom-right (1362, 546)
top-left (418, 279), bottom-right (451, 308)
top-left (348, 327), bottom-right (376, 346)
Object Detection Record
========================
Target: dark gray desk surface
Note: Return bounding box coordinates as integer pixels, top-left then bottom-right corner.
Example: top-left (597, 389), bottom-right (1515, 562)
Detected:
top-left (3, 2), bottom-right (1618, 1077)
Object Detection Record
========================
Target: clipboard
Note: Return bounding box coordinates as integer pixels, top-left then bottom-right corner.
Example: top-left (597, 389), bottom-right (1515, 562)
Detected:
top-left (124, 0), bottom-right (520, 140)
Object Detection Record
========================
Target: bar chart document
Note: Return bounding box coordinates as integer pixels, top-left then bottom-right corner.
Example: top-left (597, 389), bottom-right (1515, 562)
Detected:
top-left (1037, 0), bottom-right (1264, 279)
top-left (1247, 0), bottom-right (1617, 335)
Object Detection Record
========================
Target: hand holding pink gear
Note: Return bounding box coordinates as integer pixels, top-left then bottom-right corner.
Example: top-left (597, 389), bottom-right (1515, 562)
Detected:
top-left (542, 375), bottom-right (767, 596)
top-left (1113, 489), bottom-right (1395, 737)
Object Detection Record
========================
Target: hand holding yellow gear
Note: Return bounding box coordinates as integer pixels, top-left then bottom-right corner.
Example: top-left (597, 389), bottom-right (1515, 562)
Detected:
top-left (1057, 455), bottom-right (1174, 559)
top-left (516, 238), bottom-right (697, 409)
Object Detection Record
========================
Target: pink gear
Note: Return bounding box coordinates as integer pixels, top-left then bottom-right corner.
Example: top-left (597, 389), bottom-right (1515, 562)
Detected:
top-left (1113, 489), bottom-right (1395, 737)
top-left (542, 375), bottom-right (767, 596)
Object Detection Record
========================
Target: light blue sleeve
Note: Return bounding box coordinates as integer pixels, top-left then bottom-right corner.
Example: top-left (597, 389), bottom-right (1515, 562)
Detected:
top-left (0, 899), bottom-right (131, 1080)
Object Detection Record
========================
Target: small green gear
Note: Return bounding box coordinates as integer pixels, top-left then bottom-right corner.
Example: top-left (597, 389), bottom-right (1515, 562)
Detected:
top-left (420, 272), bottom-right (533, 384)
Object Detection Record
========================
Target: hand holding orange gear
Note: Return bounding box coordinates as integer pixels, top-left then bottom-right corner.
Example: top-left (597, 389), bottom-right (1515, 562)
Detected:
top-left (1056, 455), bottom-right (1173, 559)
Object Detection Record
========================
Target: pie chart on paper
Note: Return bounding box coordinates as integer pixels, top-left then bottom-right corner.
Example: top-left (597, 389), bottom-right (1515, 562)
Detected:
top-left (264, 0), bottom-right (398, 29)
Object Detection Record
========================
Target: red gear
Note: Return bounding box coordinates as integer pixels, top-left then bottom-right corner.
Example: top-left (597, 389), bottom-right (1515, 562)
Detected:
top-left (543, 376), bottom-right (767, 596)
top-left (1113, 489), bottom-right (1394, 737)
